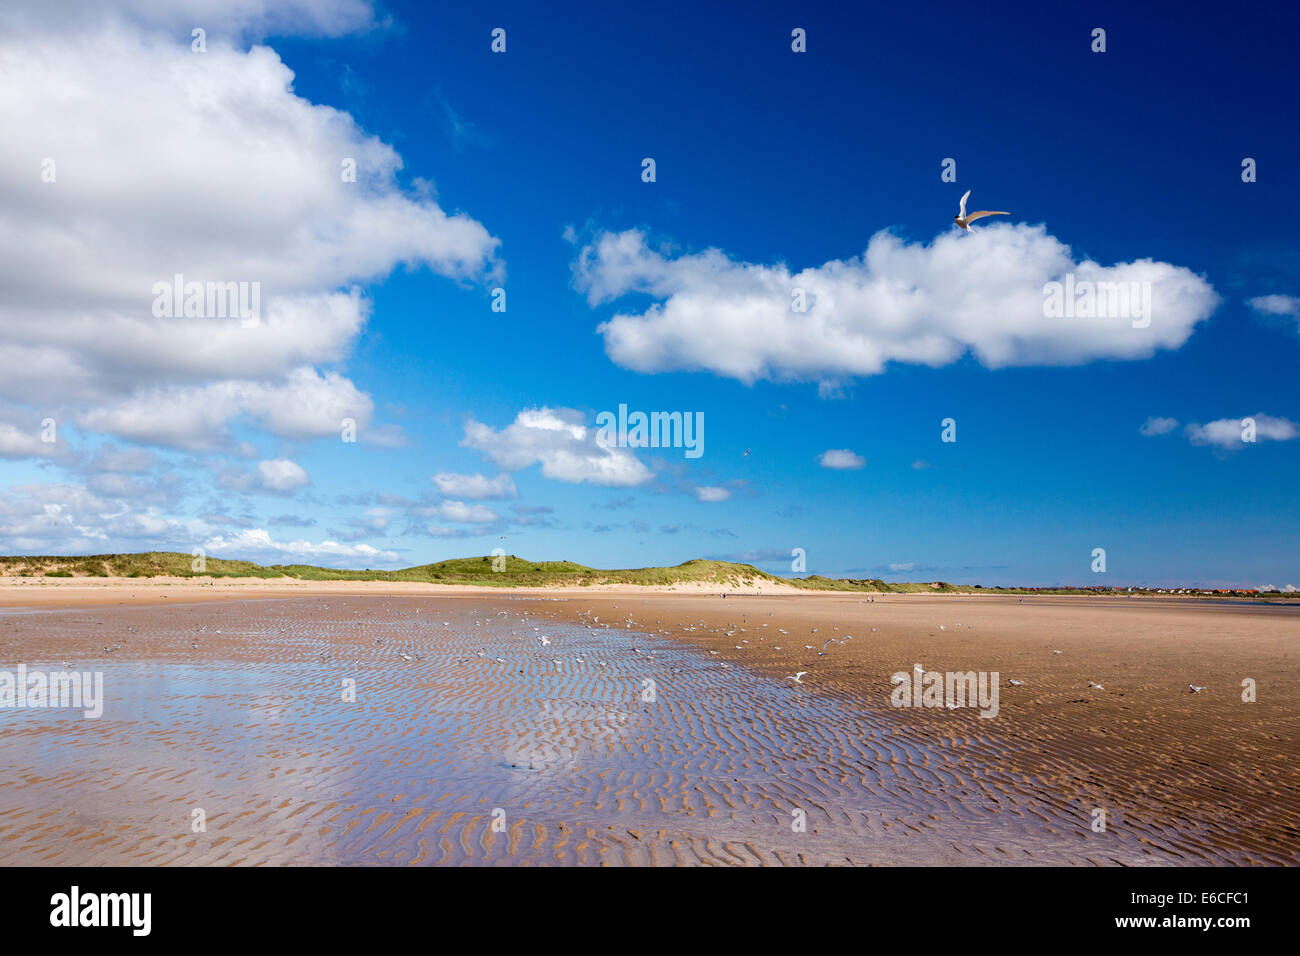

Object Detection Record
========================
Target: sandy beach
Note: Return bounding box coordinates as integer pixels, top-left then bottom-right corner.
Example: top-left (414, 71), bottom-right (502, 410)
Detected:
top-left (0, 581), bottom-right (1295, 865)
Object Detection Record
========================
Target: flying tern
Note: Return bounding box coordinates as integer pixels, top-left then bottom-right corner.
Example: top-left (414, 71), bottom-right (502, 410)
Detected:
top-left (954, 189), bottom-right (1009, 230)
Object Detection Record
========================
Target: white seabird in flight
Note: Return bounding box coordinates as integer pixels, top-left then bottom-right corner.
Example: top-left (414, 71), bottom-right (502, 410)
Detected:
top-left (954, 190), bottom-right (1009, 230)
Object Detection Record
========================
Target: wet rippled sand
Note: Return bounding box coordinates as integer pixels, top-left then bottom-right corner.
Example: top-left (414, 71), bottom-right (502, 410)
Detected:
top-left (0, 596), bottom-right (1289, 865)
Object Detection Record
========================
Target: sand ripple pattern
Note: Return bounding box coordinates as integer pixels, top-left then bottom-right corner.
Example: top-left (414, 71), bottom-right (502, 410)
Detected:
top-left (0, 596), bottom-right (1283, 865)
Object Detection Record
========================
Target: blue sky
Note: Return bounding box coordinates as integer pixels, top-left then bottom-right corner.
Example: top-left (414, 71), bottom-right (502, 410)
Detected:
top-left (0, 0), bottom-right (1296, 587)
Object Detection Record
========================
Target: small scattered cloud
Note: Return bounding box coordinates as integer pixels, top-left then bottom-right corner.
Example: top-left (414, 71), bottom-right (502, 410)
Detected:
top-left (694, 486), bottom-right (731, 502)
top-left (432, 472), bottom-right (517, 500)
top-left (1185, 413), bottom-right (1298, 450)
top-left (859, 561), bottom-right (940, 576)
top-left (597, 496), bottom-right (636, 509)
top-left (331, 507), bottom-right (392, 542)
top-left (199, 511), bottom-right (255, 529)
top-left (716, 549), bottom-right (790, 563)
top-left (1247, 294), bottom-right (1300, 331)
top-left (437, 91), bottom-right (492, 150)
top-left (437, 500), bottom-right (499, 523)
top-left (267, 513), bottom-right (316, 528)
top-left (257, 458), bottom-right (310, 492)
top-left (1140, 416), bottom-right (1180, 437)
top-left (818, 449), bottom-right (865, 470)
top-left (424, 526), bottom-right (496, 539)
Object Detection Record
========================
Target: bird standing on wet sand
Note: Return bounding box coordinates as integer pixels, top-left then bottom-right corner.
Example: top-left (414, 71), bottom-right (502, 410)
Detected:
top-left (954, 190), bottom-right (1009, 230)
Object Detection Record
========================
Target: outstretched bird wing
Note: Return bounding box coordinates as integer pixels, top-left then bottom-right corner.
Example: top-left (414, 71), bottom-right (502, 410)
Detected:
top-left (965, 210), bottom-right (1009, 223)
top-left (958, 189), bottom-right (971, 218)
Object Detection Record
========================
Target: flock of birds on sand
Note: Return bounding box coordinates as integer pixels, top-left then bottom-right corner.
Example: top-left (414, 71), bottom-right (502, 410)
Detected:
top-left (303, 598), bottom-right (1215, 700)
top-left (37, 596), bottom-right (1215, 699)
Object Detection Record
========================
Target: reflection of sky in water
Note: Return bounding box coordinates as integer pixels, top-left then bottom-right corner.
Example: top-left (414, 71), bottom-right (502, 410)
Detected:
top-left (3, 603), bottom-right (916, 826)
top-left (0, 598), bottom-right (1179, 865)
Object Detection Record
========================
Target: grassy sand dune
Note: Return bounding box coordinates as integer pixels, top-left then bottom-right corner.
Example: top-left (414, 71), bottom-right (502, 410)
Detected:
top-left (0, 552), bottom-right (1292, 599)
top-left (0, 551), bottom-right (924, 591)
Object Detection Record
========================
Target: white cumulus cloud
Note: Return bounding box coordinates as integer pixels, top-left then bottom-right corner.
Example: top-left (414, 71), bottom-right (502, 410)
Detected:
top-left (462, 407), bottom-right (653, 487)
top-left (203, 528), bottom-right (400, 567)
top-left (575, 226), bottom-right (1218, 386)
top-left (0, 11), bottom-right (498, 453)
